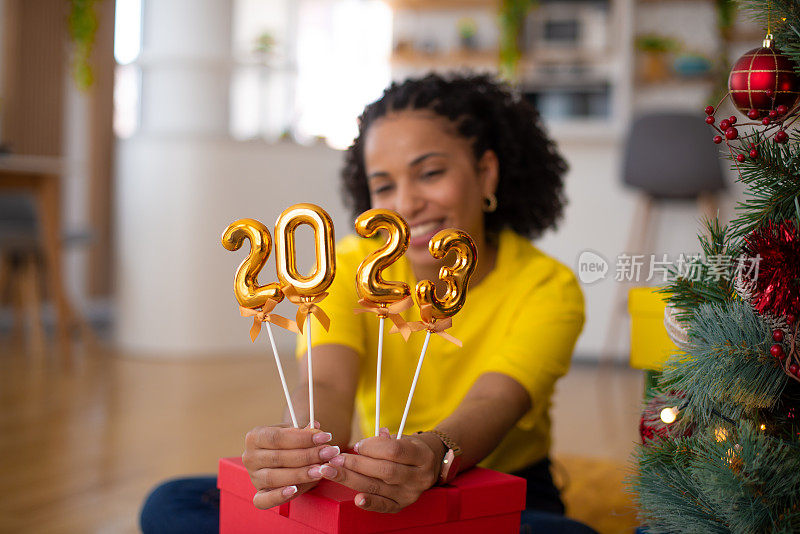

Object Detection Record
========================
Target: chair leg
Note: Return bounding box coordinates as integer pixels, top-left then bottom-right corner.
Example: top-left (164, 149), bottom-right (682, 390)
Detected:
top-left (697, 192), bottom-right (719, 221)
top-left (20, 253), bottom-right (46, 355)
top-left (601, 194), bottom-right (655, 365)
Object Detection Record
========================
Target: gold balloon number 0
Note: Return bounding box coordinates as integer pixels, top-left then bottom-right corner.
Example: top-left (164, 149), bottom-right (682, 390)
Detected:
top-left (274, 203), bottom-right (336, 297)
top-left (354, 209), bottom-right (411, 305)
top-left (221, 218), bottom-right (283, 309)
top-left (415, 229), bottom-right (478, 319)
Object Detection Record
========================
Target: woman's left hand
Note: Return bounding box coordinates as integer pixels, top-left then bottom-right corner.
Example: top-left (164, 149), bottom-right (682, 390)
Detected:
top-left (319, 429), bottom-right (443, 513)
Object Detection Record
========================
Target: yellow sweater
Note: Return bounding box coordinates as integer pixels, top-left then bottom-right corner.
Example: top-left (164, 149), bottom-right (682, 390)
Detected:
top-left (296, 228), bottom-right (585, 473)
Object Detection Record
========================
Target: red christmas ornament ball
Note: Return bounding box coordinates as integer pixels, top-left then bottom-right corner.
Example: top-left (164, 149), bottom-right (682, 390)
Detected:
top-left (728, 45), bottom-right (800, 117)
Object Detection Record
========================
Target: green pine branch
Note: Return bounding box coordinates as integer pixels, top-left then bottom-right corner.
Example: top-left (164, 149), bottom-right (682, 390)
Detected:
top-left (658, 301), bottom-right (787, 425)
top-left (658, 218), bottom-right (740, 324)
top-left (738, 0), bottom-right (800, 73)
top-left (730, 135), bottom-right (800, 238)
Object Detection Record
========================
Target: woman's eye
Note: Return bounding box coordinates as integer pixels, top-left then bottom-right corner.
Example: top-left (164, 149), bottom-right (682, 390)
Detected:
top-left (421, 169), bottom-right (444, 180)
top-left (372, 183), bottom-right (394, 195)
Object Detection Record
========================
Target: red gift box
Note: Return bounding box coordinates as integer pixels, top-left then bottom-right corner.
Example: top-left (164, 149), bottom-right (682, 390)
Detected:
top-left (218, 457), bottom-right (526, 533)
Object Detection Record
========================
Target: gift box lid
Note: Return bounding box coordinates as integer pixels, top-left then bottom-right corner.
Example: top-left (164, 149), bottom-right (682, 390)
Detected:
top-left (218, 457), bottom-right (526, 533)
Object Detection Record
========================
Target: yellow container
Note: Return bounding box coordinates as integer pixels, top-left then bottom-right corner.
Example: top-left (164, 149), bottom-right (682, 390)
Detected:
top-left (628, 287), bottom-right (678, 371)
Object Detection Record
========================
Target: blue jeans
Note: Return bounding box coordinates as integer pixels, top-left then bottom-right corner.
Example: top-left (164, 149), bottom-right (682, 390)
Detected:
top-left (141, 466), bottom-right (597, 533)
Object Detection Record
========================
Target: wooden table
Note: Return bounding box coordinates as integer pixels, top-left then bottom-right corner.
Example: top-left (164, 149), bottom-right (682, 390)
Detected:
top-left (0, 154), bottom-right (84, 347)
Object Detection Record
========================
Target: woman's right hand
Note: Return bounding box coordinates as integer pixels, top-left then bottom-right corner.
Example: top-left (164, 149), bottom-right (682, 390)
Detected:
top-left (242, 423), bottom-right (341, 509)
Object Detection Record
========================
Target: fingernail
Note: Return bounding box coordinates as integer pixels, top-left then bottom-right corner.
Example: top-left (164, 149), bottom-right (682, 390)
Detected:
top-left (329, 454), bottom-right (345, 467)
top-left (319, 445), bottom-right (340, 461)
top-left (355, 495), bottom-right (366, 506)
top-left (282, 485), bottom-right (298, 498)
top-left (313, 432), bottom-right (332, 445)
top-left (314, 420), bottom-right (321, 429)
top-left (354, 440), bottom-right (362, 453)
top-left (320, 465), bottom-right (337, 478)
top-left (308, 466), bottom-right (322, 479)
top-left (380, 427), bottom-right (390, 435)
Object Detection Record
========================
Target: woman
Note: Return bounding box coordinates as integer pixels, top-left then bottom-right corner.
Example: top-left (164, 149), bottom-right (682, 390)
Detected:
top-left (141, 73), bottom-right (593, 533)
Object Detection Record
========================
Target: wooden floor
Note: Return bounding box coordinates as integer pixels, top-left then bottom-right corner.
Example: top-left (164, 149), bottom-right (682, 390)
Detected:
top-left (0, 340), bottom-right (642, 533)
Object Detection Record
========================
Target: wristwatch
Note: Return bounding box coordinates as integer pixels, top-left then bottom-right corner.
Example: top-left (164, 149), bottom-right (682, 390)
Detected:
top-left (418, 429), bottom-right (463, 485)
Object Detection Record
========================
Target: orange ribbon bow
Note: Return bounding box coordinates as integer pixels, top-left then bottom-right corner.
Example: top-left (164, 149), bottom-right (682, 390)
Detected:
top-left (354, 295), bottom-right (414, 341)
top-left (390, 304), bottom-right (462, 347)
top-left (282, 285), bottom-right (331, 334)
top-left (240, 299), bottom-right (300, 342)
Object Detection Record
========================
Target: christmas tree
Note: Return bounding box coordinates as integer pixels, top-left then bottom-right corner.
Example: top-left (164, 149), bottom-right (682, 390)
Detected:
top-left (630, 1), bottom-right (800, 532)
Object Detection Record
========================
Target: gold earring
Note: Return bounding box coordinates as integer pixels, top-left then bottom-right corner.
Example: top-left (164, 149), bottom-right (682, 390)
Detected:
top-left (483, 194), bottom-right (497, 213)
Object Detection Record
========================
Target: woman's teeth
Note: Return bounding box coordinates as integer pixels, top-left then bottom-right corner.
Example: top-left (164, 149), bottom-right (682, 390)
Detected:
top-left (410, 221), bottom-right (440, 239)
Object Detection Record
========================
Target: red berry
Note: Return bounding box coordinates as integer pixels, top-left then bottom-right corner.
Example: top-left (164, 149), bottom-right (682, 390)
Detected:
top-left (737, 153), bottom-right (746, 162)
top-left (729, 116), bottom-right (737, 124)
top-left (748, 109), bottom-right (760, 120)
top-left (773, 330), bottom-right (786, 342)
top-left (705, 105), bottom-right (715, 115)
top-left (775, 130), bottom-right (789, 143)
top-left (771, 344), bottom-right (785, 359)
top-left (720, 119), bottom-right (730, 130)
top-left (763, 117), bottom-right (771, 125)
top-left (769, 109), bottom-right (778, 119)
top-left (726, 127), bottom-right (739, 140)
top-left (705, 116), bottom-right (715, 124)
top-left (790, 364), bottom-right (800, 376)
top-left (788, 314), bottom-right (797, 324)
top-left (750, 148), bottom-right (759, 158)
top-left (713, 135), bottom-right (723, 144)
top-left (777, 105), bottom-right (789, 115)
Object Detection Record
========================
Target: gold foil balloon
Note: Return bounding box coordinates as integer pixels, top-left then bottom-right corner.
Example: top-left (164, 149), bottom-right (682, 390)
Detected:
top-left (221, 218), bottom-right (284, 309)
top-left (415, 229), bottom-right (478, 319)
top-left (355, 209), bottom-right (411, 305)
top-left (274, 203), bottom-right (336, 297)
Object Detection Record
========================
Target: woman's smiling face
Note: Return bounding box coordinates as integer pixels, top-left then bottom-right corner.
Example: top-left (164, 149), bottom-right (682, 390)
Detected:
top-left (363, 110), bottom-right (497, 273)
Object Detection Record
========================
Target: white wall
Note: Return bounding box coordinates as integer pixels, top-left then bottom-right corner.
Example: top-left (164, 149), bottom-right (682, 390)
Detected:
top-left (115, 137), bottom-right (348, 356)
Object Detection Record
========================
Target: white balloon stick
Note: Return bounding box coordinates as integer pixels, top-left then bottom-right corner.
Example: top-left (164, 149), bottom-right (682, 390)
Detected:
top-left (396, 330), bottom-right (431, 439)
top-left (307, 318), bottom-right (315, 428)
top-left (375, 316), bottom-right (385, 437)
top-left (264, 322), bottom-right (299, 428)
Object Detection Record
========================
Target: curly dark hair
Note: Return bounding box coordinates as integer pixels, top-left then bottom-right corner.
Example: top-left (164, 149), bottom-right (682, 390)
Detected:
top-left (341, 72), bottom-right (569, 240)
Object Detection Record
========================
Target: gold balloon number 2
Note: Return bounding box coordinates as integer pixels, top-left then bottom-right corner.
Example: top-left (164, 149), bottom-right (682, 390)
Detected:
top-left (221, 218), bottom-right (283, 308)
top-left (221, 204), bottom-right (335, 308)
top-left (354, 209), bottom-right (411, 305)
top-left (415, 229), bottom-right (478, 319)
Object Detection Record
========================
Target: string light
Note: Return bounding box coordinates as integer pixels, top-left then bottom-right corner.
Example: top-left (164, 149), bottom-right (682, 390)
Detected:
top-left (715, 427), bottom-right (729, 442)
top-left (660, 407), bottom-right (679, 424)
top-left (760, 423), bottom-right (767, 431)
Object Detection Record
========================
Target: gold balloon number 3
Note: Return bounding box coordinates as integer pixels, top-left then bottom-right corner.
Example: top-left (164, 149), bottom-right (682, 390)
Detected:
top-left (221, 218), bottom-right (283, 308)
top-left (274, 203), bottom-right (336, 297)
top-left (354, 209), bottom-right (411, 305)
top-left (415, 229), bottom-right (478, 319)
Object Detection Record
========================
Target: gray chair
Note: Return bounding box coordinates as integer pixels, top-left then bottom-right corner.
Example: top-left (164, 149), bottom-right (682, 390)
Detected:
top-left (0, 193), bottom-right (93, 351)
top-left (603, 111), bottom-right (727, 363)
